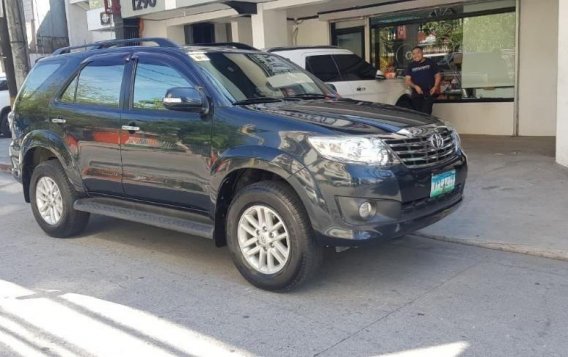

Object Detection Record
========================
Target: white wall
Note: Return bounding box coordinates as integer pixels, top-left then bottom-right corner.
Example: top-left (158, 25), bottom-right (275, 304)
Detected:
top-left (231, 18), bottom-right (253, 45)
top-left (518, 0), bottom-right (558, 136)
top-left (293, 18), bottom-right (329, 46)
top-left (65, 2), bottom-right (93, 46)
top-left (251, 5), bottom-right (288, 48)
top-left (166, 25), bottom-right (185, 45)
top-left (90, 31), bottom-right (115, 42)
top-left (141, 19), bottom-right (168, 38)
top-left (557, 0), bottom-right (568, 167)
top-left (87, 7), bottom-right (114, 31)
top-left (214, 23), bottom-right (229, 43)
top-left (433, 102), bottom-right (515, 135)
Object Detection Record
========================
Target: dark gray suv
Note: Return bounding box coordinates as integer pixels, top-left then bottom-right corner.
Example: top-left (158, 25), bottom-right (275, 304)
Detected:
top-left (9, 38), bottom-right (467, 291)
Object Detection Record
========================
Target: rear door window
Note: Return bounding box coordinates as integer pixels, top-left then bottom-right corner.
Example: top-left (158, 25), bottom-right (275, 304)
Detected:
top-left (74, 62), bottom-right (125, 108)
top-left (332, 54), bottom-right (376, 81)
top-left (305, 55), bottom-right (340, 82)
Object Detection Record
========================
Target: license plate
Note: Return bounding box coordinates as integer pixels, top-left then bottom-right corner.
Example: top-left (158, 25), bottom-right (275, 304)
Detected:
top-left (430, 170), bottom-right (456, 197)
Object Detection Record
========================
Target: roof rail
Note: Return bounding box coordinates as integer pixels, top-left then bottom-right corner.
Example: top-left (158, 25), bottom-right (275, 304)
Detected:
top-left (266, 45), bottom-right (339, 52)
top-left (192, 42), bottom-right (259, 51)
top-left (52, 37), bottom-right (179, 55)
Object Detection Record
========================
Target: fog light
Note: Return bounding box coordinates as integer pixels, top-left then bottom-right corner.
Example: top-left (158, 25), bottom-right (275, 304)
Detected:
top-left (359, 202), bottom-right (375, 219)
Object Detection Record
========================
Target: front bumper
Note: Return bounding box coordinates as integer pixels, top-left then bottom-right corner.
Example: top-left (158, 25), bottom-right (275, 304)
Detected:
top-left (296, 152), bottom-right (467, 246)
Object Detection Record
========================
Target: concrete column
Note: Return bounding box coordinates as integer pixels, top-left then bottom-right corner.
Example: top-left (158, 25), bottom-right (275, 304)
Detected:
top-left (166, 25), bottom-right (185, 45)
top-left (230, 17), bottom-right (253, 45)
top-left (214, 23), bottom-right (229, 43)
top-left (557, 0), bottom-right (568, 167)
top-left (251, 4), bottom-right (288, 49)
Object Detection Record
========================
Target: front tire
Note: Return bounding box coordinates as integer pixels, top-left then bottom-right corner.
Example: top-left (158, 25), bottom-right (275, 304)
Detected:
top-left (30, 160), bottom-right (90, 238)
top-left (227, 181), bottom-right (323, 291)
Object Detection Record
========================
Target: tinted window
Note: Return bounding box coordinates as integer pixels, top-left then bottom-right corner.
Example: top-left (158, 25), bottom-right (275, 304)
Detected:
top-left (305, 55), bottom-right (340, 82)
top-left (0, 80), bottom-right (8, 91)
top-left (133, 62), bottom-right (193, 110)
top-left (332, 54), bottom-right (376, 81)
top-left (60, 76), bottom-right (78, 103)
top-left (194, 52), bottom-right (326, 101)
top-left (75, 62), bottom-right (124, 107)
top-left (20, 62), bottom-right (62, 98)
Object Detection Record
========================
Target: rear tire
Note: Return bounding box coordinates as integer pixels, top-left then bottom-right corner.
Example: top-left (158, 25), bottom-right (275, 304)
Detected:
top-left (30, 160), bottom-right (90, 238)
top-left (0, 110), bottom-right (11, 138)
top-left (226, 181), bottom-right (323, 291)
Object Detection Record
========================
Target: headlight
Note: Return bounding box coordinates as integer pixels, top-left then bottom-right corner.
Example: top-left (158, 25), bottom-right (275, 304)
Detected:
top-left (308, 136), bottom-right (397, 165)
top-left (447, 127), bottom-right (462, 153)
top-left (442, 121), bottom-right (462, 153)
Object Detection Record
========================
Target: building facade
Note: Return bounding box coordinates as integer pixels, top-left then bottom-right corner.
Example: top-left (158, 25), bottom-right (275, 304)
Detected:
top-left (65, 0), bottom-right (116, 46)
top-left (71, 0), bottom-right (567, 168)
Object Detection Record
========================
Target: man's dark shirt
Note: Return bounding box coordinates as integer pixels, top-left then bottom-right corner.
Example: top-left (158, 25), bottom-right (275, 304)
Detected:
top-left (404, 58), bottom-right (441, 96)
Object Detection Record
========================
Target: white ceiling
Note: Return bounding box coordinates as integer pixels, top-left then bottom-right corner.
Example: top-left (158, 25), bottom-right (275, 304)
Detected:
top-left (286, 0), bottom-right (402, 19)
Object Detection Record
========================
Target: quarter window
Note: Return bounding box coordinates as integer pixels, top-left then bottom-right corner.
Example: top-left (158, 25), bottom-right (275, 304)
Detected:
top-left (133, 62), bottom-right (193, 110)
top-left (20, 62), bottom-right (62, 98)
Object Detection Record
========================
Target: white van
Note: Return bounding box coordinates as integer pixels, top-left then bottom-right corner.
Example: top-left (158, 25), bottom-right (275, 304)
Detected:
top-left (267, 46), bottom-right (411, 107)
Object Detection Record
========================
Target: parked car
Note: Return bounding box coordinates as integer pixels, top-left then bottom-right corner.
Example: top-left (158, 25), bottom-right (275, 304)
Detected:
top-left (267, 46), bottom-right (412, 108)
top-left (0, 74), bottom-right (12, 137)
top-left (10, 38), bottom-right (467, 291)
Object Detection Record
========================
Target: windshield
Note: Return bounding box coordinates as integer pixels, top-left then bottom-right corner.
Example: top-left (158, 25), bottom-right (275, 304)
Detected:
top-left (190, 51), bottom-right (332, 103)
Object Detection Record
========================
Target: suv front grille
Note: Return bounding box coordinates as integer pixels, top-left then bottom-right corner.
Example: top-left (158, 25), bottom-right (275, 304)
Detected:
top-left (385, 128), bottom-right (456, 169)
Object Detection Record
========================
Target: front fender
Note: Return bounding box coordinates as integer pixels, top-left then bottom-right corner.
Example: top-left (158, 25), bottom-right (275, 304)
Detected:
top-left (210, 145), bottom-right (330, 231)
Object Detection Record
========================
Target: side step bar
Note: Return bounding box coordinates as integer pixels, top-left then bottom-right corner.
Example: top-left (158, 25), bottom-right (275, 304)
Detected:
top-left (74, 197), bottom-right (214, 239)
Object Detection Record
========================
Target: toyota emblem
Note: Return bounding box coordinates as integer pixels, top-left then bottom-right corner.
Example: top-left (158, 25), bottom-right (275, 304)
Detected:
top-left (429, 133), bottom-right (444, 149)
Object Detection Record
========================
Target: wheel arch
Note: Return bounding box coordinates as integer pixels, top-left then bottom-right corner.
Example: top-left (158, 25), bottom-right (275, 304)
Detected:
top-left (395, 94), bottom-right (413, 108)
top-left (210, 146), bottom-right (326, 247)
top-left (20, 130), bottom-right (83, 203)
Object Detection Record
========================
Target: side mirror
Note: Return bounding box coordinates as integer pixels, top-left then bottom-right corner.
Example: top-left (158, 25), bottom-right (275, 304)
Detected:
top-left (163, 87), bottom-right (208, 113)
top-left (376, 70), bottom-right (386, 80)
top-left (326, 83), bottom-right (337, 92)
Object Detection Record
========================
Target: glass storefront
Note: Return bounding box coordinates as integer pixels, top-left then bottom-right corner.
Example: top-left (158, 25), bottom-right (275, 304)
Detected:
top-left (370, 0), bottom-right (516, 101)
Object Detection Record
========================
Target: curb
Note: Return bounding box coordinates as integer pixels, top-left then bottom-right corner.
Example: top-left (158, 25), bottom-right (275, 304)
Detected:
top-left (0, 163), bottom-right (10, 173)
top-left (413, 232), bottom-right (568, 262)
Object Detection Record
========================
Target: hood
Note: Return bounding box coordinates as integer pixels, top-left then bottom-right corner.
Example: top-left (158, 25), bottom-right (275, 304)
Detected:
top-left (243, 99), bottom-right (440, 135)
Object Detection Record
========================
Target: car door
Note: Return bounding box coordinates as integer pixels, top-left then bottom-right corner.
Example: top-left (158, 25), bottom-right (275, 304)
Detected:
top-left (331, 54), bottom-right (390, 103)
top-left (50, 53), bottom-right (129, 195)
top-left (120, 52), bottom-right (212, 212)
top-left (304, 54), bottom-right (356, 98)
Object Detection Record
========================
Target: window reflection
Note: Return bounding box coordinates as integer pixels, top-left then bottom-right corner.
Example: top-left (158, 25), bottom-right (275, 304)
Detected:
top-left (133, 63), bottom-right (192, 110)
top-left (371, 3), bottom-right (516, 101)
top-left (75, 64), bottom-right (124, 107)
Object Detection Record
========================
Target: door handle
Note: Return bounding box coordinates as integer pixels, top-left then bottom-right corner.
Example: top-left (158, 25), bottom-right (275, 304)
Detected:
top-left (51, 117), bottom-right (66, 124)
top-left (122, 125), bottom-right (140, 132)
top-left (356, 87), bottom-right (366, 92)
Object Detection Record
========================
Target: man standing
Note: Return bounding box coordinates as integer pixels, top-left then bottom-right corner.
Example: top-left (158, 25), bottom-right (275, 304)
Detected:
top-left (404, 46), bottom-right (442, 115)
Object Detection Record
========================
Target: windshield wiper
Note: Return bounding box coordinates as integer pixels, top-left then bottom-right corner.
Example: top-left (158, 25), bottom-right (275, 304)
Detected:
top-left (233, 97), bottom-right (284, 105)
top-left (285, 93), bottom-right (331, 100)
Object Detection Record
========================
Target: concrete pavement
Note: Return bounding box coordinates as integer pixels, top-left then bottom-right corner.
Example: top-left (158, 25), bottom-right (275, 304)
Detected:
top-left (1, 172), bottom-right (568, 356)
top-left (0, 138), bottom-right (10, 172)
top-left (419, 135), bottom-right (568, 261)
